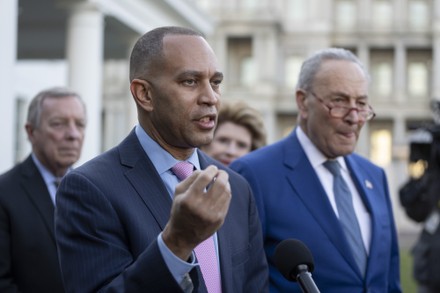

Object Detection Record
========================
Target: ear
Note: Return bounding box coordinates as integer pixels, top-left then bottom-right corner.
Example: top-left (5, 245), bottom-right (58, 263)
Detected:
top-left (296, 89), bottom-right (308, 119)
top-left (25, 123), bottom-right (36, 143)
top-left (130, 79), bottom-right (154, 112)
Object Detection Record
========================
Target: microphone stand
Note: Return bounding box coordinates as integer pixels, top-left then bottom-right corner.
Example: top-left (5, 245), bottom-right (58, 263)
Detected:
top-left (295, 265), bottom-right (320, 293)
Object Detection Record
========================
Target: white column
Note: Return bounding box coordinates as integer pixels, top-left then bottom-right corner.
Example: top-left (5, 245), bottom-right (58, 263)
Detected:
top-left (212, 30), bottom-right (228, 88)
top-left (254, 29), bottom-right (278, 93)
top-left (433, 0), bottom-right (440, 101)
top-left (0, 0), bottom-right (18, 173)
top-left (357, 43), bottom-right (370, 157)
top-left (434, 0), bottom-right (440, 24)
top-left (357, 43), bottom-right (370, 72)
top-left (127, 36), bottom-right (139, 130)
top-left (394, 42), bottom-right (406, 104)
top-left (66, 2), bottom-right (104, 166)
top-left (391, 115), bottom-right (414, 232)
top-left (393, 115), bottom-right (407, 148)
top-left (433, 38), bottom-right (440, 100)
top-left (261, 100), bottom-right (277, 144)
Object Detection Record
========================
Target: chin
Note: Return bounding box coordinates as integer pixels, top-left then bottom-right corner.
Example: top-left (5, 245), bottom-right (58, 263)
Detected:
top-left (197, 136), bottom-right (214, 147)
top-left (59, 156), bottom-right (79, 165)
top-left (338, 148), bottom-right (356, 157)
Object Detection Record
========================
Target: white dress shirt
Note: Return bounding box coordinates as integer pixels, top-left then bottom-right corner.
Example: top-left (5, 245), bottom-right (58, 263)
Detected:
top-left (296, 127), bottom-right (372, 253)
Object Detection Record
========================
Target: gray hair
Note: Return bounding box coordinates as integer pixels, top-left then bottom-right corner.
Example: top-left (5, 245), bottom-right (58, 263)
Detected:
top-left (27, 87), bottom-right (85, 128)
top-left (296, 48), bottom-right (370, 92)
top-left (129, 26), bottom-right (204, 81)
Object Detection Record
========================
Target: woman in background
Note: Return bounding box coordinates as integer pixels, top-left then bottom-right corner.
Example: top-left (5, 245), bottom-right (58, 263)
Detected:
top-left (202, 101), bottom-right (267, 166)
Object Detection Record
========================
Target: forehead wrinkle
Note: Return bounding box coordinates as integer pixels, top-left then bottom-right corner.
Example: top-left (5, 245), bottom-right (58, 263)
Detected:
top-left (329, 91), bottom-right (368, 100)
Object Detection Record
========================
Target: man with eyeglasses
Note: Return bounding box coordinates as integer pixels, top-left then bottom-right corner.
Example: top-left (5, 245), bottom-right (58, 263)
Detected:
top-left (231, 48), bottom-right (402, 292)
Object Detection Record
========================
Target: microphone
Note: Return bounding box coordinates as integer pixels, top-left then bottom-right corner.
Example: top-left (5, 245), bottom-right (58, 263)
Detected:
top-left (274, 239), bottom-right (320, 293)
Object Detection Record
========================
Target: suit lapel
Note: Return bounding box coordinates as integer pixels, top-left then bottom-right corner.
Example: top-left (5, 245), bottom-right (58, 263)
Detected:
top-left (118, 131), bottom-right (173, 230)
top-left (284, 132), bottom-right (361, 274)
top-left (20, 156), bottom-right (56, 242)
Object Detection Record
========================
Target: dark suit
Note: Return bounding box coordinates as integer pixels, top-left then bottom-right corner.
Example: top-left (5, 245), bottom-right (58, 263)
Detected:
top-left (400, 169), bottom-right (440, 291)
top-left (55, 130), bottom-right (268, 293)
top-left (0, 155), bottom-right (64, 293)
top-left (230, 130), bottom-right (401, 293)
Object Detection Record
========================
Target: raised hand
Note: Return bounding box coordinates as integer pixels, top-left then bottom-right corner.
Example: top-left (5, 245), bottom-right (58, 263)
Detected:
top-left (162, 165), bottom-right (231, 260)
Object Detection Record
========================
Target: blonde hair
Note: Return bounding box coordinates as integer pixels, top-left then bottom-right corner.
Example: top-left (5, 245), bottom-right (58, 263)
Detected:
top-left (217, 102), bottom-right (267, 151)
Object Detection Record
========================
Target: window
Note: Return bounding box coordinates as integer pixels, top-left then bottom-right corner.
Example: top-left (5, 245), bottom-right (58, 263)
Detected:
top-left (408, 0), bottom-right (429, 30)
top-left (277, 113), bottom-right (297, 139)
top-left (371, 49), bottom-right (394, 98)
top-left (408, 62), bottom-right (428, 97)
top-left (407, 49), bottom-right (432, 99)
top-left (227, 37), bottom-right (255, 87)
top-left (285, 55), bottom-right (303, 88)
top-left (335, 0), bottom-right (356, 30)
top-left (372, 62), bottom-right (392, 96)
top-left (370, 129), bottom-right (392, 167)
top-left (286, 0), bottom-right (307, 22)
top-left (372, 0), bottom-right (392, 29)
top-left (240, 56), bottom-right (257, 86)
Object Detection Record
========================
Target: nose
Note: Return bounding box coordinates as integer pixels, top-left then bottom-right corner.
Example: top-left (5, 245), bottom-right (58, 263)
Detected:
top-left (224, 142), bottom-right (240, 158)
top-left (200, 81), bottom-right (219, 105)
top-left (344, 108), bottom-right (362, 124)
top-left (65, 122), bottom-right (84, 140)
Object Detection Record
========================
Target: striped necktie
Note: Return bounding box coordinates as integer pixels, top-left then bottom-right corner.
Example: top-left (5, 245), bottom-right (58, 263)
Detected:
top-left (171, 161), bottom-right (222, 292)
top-left (324, 160), bottom-right (367, 276)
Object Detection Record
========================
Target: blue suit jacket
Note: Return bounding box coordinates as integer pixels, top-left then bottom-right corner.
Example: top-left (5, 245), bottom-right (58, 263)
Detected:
top-left (55, 130), bottom-right (268, 293)
top-left (230, 130), bottom-right (401, 293)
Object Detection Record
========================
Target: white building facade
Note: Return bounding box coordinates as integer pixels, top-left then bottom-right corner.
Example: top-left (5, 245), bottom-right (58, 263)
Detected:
top-left (1, 0), bottom-right (436, 234)
top-left (0, 0), bottom-right (212, 170)
top-left (192, 0), bottom-right (440, 233)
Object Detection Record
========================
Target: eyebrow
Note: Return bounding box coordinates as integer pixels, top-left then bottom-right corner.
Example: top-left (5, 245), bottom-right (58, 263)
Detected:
top-left (177, 70), bottom-right (224, 80)
top-left (330, 91), bottom-right (368, 100)
top-left (213, 72), bottom-right (224, 80)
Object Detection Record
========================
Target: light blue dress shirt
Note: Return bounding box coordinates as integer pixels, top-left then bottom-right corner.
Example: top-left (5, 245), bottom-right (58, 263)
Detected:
top-left (134, 124), bottom-right (220, 287)
top-left (31, 154), bottom-right (63, 205)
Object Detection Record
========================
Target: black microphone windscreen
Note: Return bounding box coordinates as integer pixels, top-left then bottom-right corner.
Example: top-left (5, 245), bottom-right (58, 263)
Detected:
top-left (274, 239), bottom-right (315, 281)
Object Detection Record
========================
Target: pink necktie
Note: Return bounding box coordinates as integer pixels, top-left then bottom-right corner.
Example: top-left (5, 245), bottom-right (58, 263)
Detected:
top-left (171, 162), bottom-right (222, 293)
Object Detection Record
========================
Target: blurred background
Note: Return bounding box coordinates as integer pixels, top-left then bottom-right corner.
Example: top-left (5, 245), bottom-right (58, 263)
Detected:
top-left (2, 0), bottom-right (439, 290)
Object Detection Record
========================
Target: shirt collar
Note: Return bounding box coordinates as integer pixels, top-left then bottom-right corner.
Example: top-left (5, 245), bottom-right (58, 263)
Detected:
top-left (134, 124), bottom-right (201, 175)
top-left (31, 153), bottom-right (62, 185)
top-left (296, 127), bottom-right (348, 171)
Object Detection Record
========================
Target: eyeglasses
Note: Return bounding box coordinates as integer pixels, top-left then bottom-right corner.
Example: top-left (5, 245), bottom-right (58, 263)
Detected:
top-left (309, 91), bottom-right (376, 121)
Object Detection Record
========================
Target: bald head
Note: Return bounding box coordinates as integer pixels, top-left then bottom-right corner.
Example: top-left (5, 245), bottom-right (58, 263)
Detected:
top-left (129, 26), bottom-right (204, 82)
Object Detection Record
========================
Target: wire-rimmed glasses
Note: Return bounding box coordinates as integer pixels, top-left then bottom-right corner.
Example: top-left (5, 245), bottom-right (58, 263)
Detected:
top-left (310, 91), bottom-right (376, 121)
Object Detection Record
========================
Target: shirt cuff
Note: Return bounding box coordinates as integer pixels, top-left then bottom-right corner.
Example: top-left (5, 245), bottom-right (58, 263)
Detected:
top-left (157, 232), bottom-right (196, 286)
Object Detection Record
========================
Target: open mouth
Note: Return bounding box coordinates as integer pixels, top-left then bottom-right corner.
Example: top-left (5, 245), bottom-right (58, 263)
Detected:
top-left (196, 114), bottom-right (216, 130)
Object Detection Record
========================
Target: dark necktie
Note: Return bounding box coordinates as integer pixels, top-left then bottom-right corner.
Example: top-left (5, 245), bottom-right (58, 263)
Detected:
top-left (324, 160), bottom-right (367, 276)
top-left (171, 161), bottom-right (222, 293)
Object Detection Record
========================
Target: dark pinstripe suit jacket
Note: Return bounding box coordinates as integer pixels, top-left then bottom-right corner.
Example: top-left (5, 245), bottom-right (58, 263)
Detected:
top-left (0, 155), bottom-right (64, 293)
top-left (55, 130), bottom-right (268, 293)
